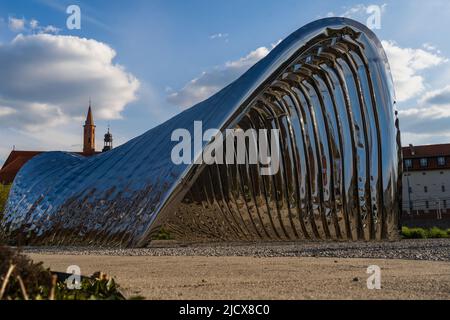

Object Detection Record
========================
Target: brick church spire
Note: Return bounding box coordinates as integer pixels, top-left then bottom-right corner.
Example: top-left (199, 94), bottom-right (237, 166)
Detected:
top-left (83, 100), bottom-right (96, 155)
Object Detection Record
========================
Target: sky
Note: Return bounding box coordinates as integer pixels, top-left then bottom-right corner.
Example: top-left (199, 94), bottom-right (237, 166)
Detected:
top-left (1, 0), bottom-right (450, 166)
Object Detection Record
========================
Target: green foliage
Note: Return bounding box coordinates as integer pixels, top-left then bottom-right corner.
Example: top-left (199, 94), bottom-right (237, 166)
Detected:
top-left (0, 184), bottom-right (11, 218)
top-left (0, 245), bottom-right (53, 300)
top-left (428, 227), bottom-right (448, 239)
top-left (401, 226), bottom-right (427, 239)
top-left (402, 226), bottom-right (449, 239)
top-left (0, 245), bottom-right (126, 300)
top-left (153, 227), bottom-right (172, 240)
top-left (53, 273), bottom-right (125, 300)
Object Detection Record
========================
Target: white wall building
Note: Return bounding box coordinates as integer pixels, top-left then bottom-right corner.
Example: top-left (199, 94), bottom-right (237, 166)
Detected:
top-left (403, 144), bottom-right (450, 223)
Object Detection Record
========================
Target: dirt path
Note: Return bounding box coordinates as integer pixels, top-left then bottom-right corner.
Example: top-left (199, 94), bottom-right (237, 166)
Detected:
top-left (27, 254), bottom-right (450, 299)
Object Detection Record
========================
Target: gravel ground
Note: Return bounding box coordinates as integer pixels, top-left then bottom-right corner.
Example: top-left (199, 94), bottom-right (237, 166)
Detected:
top-left (22, 239), bottom-right (450, 261)
top-left (27, 254), bottom-right (450, 299)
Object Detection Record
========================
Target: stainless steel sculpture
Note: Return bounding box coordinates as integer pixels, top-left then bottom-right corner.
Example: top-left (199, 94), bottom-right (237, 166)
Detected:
top-left (1, 18), bottom-right (401, 247)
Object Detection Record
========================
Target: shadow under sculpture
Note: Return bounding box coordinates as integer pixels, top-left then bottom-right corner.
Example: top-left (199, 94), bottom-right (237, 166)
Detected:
top-left (1, 18), bottom-right (401, 247)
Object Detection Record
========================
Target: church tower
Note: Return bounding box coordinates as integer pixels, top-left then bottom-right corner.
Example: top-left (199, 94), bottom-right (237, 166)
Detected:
top-left (83, 102), bottom-right (96, 155)
top-left (102, 126), bottom-right (113, 152)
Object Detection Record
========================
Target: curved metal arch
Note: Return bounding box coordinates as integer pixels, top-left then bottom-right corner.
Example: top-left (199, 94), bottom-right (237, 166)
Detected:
top-left (1, 18), bottom-right (401, 247)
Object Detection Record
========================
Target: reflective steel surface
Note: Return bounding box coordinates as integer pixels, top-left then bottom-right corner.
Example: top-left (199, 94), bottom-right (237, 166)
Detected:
top-left (1, 18), bottom-right (401, 247)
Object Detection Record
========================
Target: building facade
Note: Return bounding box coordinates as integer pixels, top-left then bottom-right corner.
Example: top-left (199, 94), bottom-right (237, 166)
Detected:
top-left (402, 144), bottom-right (450, 227)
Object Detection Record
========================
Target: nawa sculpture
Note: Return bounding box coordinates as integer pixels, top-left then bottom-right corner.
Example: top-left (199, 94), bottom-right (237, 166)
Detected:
top-left (2, 18), bottom-right (401, 247)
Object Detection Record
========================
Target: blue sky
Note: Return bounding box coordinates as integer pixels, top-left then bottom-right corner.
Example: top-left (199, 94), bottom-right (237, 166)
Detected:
top-left (1, 0), bottom-right (450, 165)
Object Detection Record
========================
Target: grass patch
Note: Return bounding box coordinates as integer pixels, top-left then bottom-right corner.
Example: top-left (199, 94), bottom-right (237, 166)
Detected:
top-left (152, 227), bottom-right (172, 240)
top-left (0, 245), bottom-right (126, 300)
top-left (0, 184), bottom-right (11, 219)
top-left (402, 226), bottom-right (449, 239)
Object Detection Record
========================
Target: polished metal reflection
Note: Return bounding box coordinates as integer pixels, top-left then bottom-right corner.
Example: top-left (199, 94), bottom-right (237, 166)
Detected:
top-left (1, 18), bottom-right (401, 247)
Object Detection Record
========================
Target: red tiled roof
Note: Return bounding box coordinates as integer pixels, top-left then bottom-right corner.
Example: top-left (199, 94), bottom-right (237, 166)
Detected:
top-left (0, 150), bottom-right (100, 185)
top-left (402, 144), bottom-right (450, 171)
top-left (402, 143), bottom-right (450, 158)
top-left (0, 151), bottom-right (42, 184)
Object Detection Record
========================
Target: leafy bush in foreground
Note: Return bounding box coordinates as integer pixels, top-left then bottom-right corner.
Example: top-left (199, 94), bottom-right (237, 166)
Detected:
top-left (53, 272), bottom-right (125, 300)
top-left (0, 245), bottom-right (53, 299)
top-left (0, 245), bottom-right (125, 300)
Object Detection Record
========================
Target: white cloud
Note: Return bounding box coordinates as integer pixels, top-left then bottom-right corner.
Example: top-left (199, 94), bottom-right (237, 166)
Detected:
top-left (0, 123), bottom-right (84, 165)
top-left (29, 19), bottom-right (39, 30)
top-left (317, 3), bottom-right (387, 19)
top-left (0, 33), bottom-right (140, 131)
top-left (341, 4), bottom-right (367, 17)
top-left (382, 41), bottom-right (450, 144)
top-left (398, 84), bottom-right (450, 145)
top-left (340, 3), bottom-right (387, 18)
top-left (225, 46), bottom-right (270, 68)
top-left (210, 33), bottom-right (229, 40)
top-left (7, 16), bottom-right (60, 34)
top-left (422, 43), bottom-right (439, 52)
top-left (41, 25), bottom-right (60, 34)
top-left (399, 105), bottom-right (450, 138)
top-left (0, 106), bottom-right (16, 117)
top-left (382, 40), bottom-right (447, 102)
top-left (419, 85), bottom-right (450, 106)
top-left (0, 144), bottom-right (13, 165)
top-left (167, 44), bottom-right (277, 109)
top-left (8, 17), bottom-right (26, 32)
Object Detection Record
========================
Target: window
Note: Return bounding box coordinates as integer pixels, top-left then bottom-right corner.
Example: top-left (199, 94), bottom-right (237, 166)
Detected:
top-left (404, 159), bottom-right (413, 169)
top-left (425, 201), bottom-right (429, 209)
top-left (442, 185), bottom-right (446, 192)
top-left (438, 157), bottom-right (446, 166)
top-left (444, 200), bottom-right (447, 209)
top-left (420, 158), bottom-right (428, 167)
top-left (408, 187), bottom-right (412, 193)
top-left (409, 201), bottom-right (413, 211)
top-left (424, 186), bottom-right (428, 193)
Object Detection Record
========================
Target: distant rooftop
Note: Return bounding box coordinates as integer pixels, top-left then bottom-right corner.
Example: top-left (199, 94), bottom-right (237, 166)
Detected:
top-left (0, 151), bottom-right (42, 184)
top-left (0, 150), bottom-right (99, 185)
top-left (402, 143), bottom-right (450, 158)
